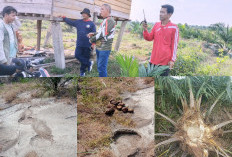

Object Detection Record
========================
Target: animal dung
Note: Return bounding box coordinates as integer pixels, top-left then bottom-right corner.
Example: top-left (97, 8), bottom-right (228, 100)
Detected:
top-left (122, 107), bottom-right (128, 113)
top-left (105, 99), bottom-right (134, 116)
top-left (110, 99), bottom-right (119, 106)
top-left (105, 108), bottom-right (115, 116)
top-left (128, 108), bottom-right (134, 113)
top-left (118, 103), bottom-right (126, 107)
top-left (117, 105), bottom-right (123, 111)
top-left (107, 104), bottom-right (114, 108)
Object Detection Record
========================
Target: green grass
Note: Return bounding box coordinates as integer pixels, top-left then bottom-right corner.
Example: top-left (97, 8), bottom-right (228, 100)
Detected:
top-left (86, 58), bottom-right (121, 77)
top-left (50, 66), bottom-right (72, 74)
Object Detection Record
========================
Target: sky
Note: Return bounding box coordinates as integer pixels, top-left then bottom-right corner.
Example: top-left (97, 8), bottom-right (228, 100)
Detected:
top-left (130, 0), bottom-right (232, 26)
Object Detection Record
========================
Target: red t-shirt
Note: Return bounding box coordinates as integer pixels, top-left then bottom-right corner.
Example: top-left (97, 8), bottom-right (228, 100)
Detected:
top-left (143, 21), bottom-right (179, 65)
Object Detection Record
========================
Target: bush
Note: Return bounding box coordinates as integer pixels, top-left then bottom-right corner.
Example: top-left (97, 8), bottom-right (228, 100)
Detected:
top-left (128, 21), bottom-right (153, 38)
top-left (178, 40), bottom-right (187, 49)
top-left (39, 78), bottom-right (74, 96)
top-left (196, 56), bottom-right (229, 75)
top-left (171, 47), bottom-right (206, 76)
top-left (116, 54), bottom-right (139, 77)
top-left (139, 64), bottom-right (169, 77)
top-left (196, 64), bottom-right (219, 75)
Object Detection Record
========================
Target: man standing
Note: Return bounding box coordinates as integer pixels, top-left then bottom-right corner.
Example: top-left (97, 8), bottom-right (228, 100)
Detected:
top-left (143, 4), bottom-right (179, 76)
top-left (0, 6), bottom-right (18, 65)
top-left (62, 8), bottom-right (96, 77)
top-left (88, 4), bottom-right (116, 77)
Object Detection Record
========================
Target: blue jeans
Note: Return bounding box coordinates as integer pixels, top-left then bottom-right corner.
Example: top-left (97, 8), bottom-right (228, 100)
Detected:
top-left (75, 47), bottom-right (91, 74)
top-left (96, 49), bottom-right (111, 77)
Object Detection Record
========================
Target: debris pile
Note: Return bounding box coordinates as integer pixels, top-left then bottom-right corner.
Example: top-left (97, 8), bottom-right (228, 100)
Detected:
top-left (105, 99), bottom-right (134, 116)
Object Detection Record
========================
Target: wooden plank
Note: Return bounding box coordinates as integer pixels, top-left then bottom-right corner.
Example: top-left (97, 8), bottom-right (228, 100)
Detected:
top-left (43, 24), bottom-right (52, 48)
top-left (115, 0), bottom-right (131, 6)
top-left (51, 21), bottom-right (65, 69)
top-left (52, 7), bottom-right (83, 19)
top-left (95, 0), bottom-right (131, 10)
top-left (93, 12), bottom-right (98, 23)
top-left (54, 0), bottom-right (94, 12)
top-left (78, 0), bottom-right (94, 4)
top-left (17, 15), bottom-right (51, 21)
top-left (55, 0), bottom-right (94, 6)
top-left (36, 20), bottom-right (42, 51)
top-left (115, 21), bottom-right (127, 51)
top-left (33, 59), bottom-right (77, 69)
top-left (94, 6), bottom-right (130, 19)
top-left (52, 0), bottom-right (96, 19)
top-left (5, 0), bottom-right (52, 4)
top-left (0, 3), bottom-right (52, 15)
top-left (94, 0), bottom-right (131, 14)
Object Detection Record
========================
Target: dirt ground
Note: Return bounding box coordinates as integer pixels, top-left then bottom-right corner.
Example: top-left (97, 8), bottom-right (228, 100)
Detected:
top-left (0, 81), bottom-right (77, 157)
top-left (77, 78), bottom-right (155, 157)
top-left (110, 87), bottom-right (155, 157)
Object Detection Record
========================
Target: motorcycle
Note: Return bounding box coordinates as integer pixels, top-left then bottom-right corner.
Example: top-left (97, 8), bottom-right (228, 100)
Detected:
top-left (12, 58), bottom-right (50, 78)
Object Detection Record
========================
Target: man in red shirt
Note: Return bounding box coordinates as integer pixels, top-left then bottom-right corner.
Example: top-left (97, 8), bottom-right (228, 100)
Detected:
top-left (143, 4), bottom-right (179, 76)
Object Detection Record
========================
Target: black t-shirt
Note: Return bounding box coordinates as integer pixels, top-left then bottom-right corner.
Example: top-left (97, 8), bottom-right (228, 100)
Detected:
top-left (0, 64), bottom-right (16, 76)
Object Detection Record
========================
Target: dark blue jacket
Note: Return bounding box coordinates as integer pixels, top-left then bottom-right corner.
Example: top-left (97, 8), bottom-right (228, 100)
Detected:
top-left (64, 18), bottom-right (96, 48)
top-left (0, 64), bottom-right (16, 75)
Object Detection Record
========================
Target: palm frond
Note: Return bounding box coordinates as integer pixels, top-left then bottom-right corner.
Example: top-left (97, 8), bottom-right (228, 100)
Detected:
top-left (139, 64), bottom-right (169, 77)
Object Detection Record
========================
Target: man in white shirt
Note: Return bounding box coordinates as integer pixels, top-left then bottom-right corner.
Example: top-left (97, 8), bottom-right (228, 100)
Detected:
top-left (0, 6), bottom-right (18, 65)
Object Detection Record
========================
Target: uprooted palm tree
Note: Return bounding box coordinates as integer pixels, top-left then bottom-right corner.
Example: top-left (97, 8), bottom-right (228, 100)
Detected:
top-left (155, 76), bottom-right (232, 157)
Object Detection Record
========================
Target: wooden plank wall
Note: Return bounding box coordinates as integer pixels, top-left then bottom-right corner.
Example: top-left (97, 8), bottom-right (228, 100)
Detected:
top-left (52, 0), bottom-right (95, 20)
top-left (94, 0), bottom-right (132, 19)
top-left (52, 0), bottom-right (132, 20)
top-left (0, 0), bottom-right (132, 20)
top-left (0, 0), bottom-right (53, 15)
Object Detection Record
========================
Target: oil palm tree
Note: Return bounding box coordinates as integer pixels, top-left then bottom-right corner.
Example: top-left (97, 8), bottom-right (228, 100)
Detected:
top-left (155, 76), bottom-right (232, 157)
top-left (139, 64), bottom-right (169, 77)
top-left (210, 23), bottom-right (232, 51)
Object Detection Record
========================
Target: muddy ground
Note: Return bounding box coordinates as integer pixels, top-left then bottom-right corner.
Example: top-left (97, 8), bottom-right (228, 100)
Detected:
top-left (110, 87), bottom-right (154, 157)
top-left (0, 87), bottom-right (77, 157)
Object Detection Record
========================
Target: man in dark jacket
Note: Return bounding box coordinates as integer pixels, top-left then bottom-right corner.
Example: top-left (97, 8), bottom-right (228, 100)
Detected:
top-left (0, 58), bottom-right (24, 76)
top-left (0, 64), bottom-right (17, 75)
top-left (62, 8), bottom-right (96, 77)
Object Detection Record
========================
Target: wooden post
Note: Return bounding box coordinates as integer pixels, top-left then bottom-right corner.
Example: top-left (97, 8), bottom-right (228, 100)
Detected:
top-left (43, 24), bottom-right (52, 48)
top-left (36, 20), bottom-right (42, 51)
top-left (93, 12), bottom-right (98, 24)
top-left (115, 21), bottom-right (127, 52)
top-left (51, 21), bottom-right (65, 69)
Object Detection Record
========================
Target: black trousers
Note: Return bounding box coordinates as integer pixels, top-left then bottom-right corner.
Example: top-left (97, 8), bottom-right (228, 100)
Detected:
top-left (75, 47), bottom-right (92, 74)
top-left (160, 68), bottom-right (170, 76)
top-left (0, 64), bottom-right (16, 76)
top-left (150, 63), bottom-right (170, 76)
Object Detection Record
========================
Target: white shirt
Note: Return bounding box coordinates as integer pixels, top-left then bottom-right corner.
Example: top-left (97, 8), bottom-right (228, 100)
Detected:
top-left (4, 23), bottom-right (17, 58)
top-left (0, 19), bottom-right (17, 64)
top-left (0, 19), bottom-right (6, 64)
